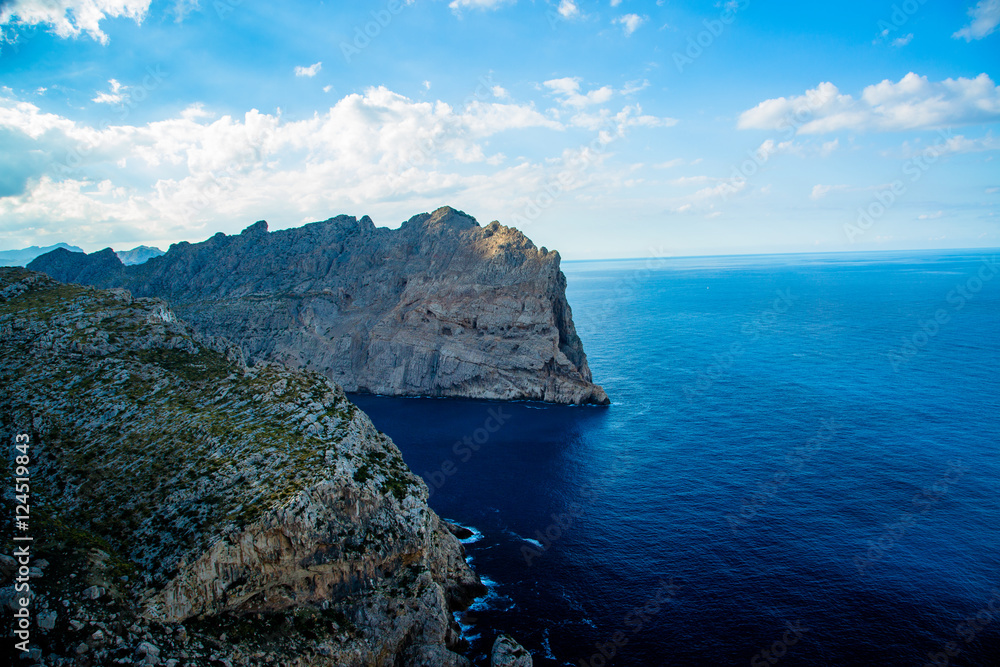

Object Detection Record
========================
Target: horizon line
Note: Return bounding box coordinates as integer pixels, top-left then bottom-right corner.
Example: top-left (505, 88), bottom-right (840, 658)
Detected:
top-left (561, 246), bottom-right (1000, 264)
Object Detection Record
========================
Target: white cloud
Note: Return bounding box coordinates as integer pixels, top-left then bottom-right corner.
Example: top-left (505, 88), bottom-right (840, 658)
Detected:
top-left (0, 83), bottom-right (684, 247)
top-left (653, 158), bottom-right (685, 169)
top-left (448, 0), bottom-right (514, 12)
top-left (621, 79), bottom-right (650, 96)
top-left (558, 0), bottom-right (579, 18)
top-left (810, 184), bottom-right (847, 200)
top-left (953, 0), bottom-right (1000, 41)
top-left (0, 0), bottom-right (151, 45)
top-left (900, 132), bottom-right (1000, 156)
top-left (918, 210), bottom-right (944, 219)
top-left (892, 33), bottom-right (913, 47)
top-left (92, 79), bottom-right (126, 105)
top-left (0, 87), bottom-right (580, 246)
top-left (688, 180), bottom-right (746, 203)
top-left (738, 73), bottom-right (1000, 134)
top-left (614, 13), bottom-right (645, 36)
top-left (566, 104), bottom-right (677, 133)
top-left (171, 0), bottom-right (199, 22)
top-left (294, 62), bottom-right (322, 78)
top-left (491, 85), bottom-right (509, 100)
top-left (669, 175), bottom-right (717, 186)
top-left (610, 0), bottom-right (623, 6)
top-left (544, 77), bottom-right (615, 108)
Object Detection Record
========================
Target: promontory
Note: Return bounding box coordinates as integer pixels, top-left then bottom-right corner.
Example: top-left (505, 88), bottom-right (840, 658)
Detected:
top-left (29, 206), bottom-right (609, 406)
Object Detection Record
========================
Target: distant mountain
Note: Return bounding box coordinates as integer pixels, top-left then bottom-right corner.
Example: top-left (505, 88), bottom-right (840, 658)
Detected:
top-left (116, 244), bottom-right (164, 265)
top-left (0, 242), bottom-right (83, 267)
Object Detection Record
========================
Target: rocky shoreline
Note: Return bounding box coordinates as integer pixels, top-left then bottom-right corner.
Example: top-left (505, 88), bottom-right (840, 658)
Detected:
top-left (1, 268), bottom-right (522, 665)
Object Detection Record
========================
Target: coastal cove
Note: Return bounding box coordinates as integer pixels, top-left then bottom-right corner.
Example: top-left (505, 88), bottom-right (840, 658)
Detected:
top-left (351, 250), bottom-right (1000, 666)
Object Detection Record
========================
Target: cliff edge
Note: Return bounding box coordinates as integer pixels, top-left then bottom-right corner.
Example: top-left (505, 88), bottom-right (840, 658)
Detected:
top-left (0, 267), bottom-right (485, 665)
top-left (28, 206), bottom-right (609, 406)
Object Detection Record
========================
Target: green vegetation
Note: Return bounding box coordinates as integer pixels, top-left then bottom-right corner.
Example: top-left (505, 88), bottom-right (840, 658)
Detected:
top-left (0, 267), bottom-right (422, 592)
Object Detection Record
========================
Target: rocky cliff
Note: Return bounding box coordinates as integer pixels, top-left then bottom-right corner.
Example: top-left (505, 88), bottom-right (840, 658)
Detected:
top-left (28, 206), bottom-right (608, 406)
top-left (0, 267), bottom-right (485, 665)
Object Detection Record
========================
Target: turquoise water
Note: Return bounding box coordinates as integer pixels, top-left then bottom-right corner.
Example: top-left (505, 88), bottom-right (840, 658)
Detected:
top-left (351, 249), bottom-right (1000, 666)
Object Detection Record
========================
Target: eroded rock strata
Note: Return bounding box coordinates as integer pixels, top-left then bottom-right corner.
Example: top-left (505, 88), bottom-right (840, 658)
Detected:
top-left (28, 206), bottom-right (608, 405)
top-left (0, 267), bottom-right (485, 665)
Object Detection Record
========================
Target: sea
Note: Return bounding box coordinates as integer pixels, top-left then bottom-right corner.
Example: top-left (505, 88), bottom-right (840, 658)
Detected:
top-left (349, 249), bottom-right (1000, 667)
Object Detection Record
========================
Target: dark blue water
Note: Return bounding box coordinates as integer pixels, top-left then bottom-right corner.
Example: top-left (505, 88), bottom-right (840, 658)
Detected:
top-left (350, 250), bottom-right (1000, 666)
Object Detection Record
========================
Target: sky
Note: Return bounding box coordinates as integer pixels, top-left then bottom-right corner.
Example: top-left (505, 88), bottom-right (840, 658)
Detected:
top-left (0, 0), bottom-right (997, 260)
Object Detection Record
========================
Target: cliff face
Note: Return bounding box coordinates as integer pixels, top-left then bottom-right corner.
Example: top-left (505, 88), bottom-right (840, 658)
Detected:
top-left (29, 206), bottom-right (609, 406)
top-left (0, 268), bottom-right (484, 666)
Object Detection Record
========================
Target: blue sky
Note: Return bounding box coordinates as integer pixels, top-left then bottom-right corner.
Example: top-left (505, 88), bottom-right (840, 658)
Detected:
top-left (0, 0), bottom-right (997, 259)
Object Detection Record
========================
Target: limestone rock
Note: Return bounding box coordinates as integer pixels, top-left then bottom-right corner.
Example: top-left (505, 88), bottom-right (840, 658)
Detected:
top-left (491, 634), bottom-right (533, 667)
top-left (0, 267), bottom-right (486, 665)
top-left (29, 206), bottom-right (609, 405)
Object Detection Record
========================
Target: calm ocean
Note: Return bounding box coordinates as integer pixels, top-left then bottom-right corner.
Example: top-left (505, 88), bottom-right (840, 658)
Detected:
top-left (350, 250), bottom-right (1000, 666)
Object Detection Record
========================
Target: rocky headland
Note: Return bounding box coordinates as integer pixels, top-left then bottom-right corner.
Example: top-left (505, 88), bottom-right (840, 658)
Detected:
top-left (28, 206), bottom-right (608, 406)
top-left (0, 267), bottom-right (488, 665)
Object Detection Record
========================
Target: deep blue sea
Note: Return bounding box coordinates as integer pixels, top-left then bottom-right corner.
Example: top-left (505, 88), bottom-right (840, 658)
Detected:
top-left (350, 250), bottom-right (1000, 667)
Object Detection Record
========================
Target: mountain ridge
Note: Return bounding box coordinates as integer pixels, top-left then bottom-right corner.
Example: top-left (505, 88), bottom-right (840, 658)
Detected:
top-left (29, 206), bottom-right (609, 406)
top-left (0, 243), bottom-right (84, 267)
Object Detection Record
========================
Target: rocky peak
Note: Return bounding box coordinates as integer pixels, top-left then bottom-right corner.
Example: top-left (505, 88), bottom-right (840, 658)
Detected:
top-left (240, 219), bottom-right (269, 235)
top-left (402, 206), bottom-right (481, 234)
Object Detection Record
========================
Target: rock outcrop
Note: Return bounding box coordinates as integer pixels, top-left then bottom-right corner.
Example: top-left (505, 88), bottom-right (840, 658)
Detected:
top-left (28, 206), bottom-right (608, 405)
top-left (491, 634), bottom-right (533, 667)
top-left (0, 267), bottom-right (485, 665)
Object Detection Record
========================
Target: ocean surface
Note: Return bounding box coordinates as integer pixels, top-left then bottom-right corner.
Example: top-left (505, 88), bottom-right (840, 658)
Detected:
top-left (350, 249), bottom-right (1000, 666)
